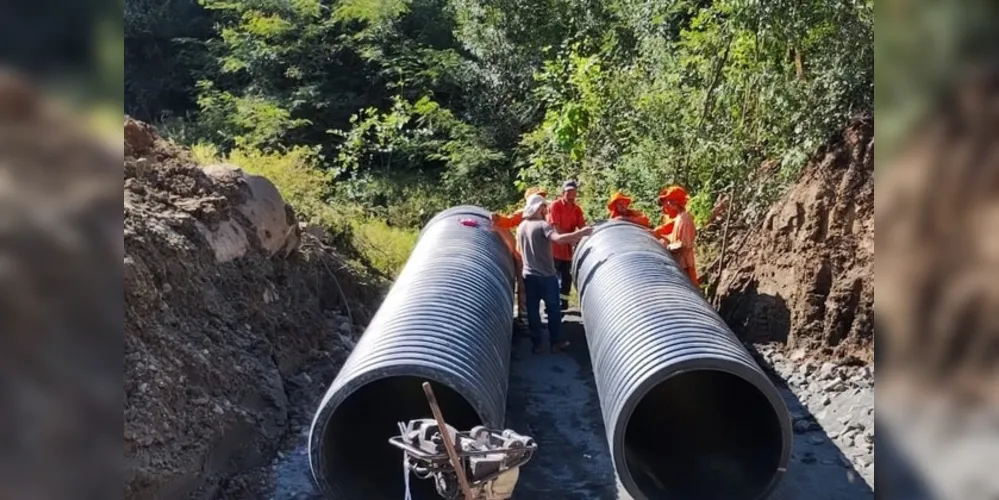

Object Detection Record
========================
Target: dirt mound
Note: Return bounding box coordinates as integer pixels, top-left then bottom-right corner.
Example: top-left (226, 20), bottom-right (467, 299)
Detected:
top-left (714, 117), bottom-right (874, 361)
top-left (124, 118), bottom-right (382, 499)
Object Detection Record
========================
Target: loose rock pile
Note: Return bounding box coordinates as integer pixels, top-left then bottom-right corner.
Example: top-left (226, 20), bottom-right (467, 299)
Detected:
top-left (756, 344), bottom-right (874, 486)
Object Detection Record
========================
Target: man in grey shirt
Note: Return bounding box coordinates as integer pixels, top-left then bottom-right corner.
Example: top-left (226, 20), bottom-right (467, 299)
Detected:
top-left (517, 194), bottom-right (592, 353)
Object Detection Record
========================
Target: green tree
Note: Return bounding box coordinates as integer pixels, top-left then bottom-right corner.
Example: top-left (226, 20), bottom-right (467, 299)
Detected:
top-left (124, 0), bottom-right (873, 231)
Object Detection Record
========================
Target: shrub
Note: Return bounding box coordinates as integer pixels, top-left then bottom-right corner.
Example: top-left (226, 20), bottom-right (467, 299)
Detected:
top-left (189, 143), bottom-right (417, 277)
top-left (349, 219), bottom-right (418, 277)
top-left (687, 191), bottom-right (714, 229)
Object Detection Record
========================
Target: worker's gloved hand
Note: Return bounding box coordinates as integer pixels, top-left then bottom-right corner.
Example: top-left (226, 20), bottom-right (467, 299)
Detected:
top-left (667, 242), bottom-right (682, 251)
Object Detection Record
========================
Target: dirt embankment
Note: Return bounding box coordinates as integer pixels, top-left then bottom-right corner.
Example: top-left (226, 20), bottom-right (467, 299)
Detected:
top-left (714, 117), bottom-right (874, 361)
top-left (124, 118), bottom-right (382, 499)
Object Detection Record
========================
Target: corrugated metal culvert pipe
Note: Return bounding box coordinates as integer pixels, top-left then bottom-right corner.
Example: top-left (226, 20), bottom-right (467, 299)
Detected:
top-left (309, 206), bottom-right (515, 499)
top-left (573, 220), bottom-right (792, 500)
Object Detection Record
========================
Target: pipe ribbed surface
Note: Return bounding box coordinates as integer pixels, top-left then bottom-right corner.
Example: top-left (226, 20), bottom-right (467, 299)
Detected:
top-left (309, 206), bottom-right (514, 499)
top-left (573, 220), bottom-right (792, 500)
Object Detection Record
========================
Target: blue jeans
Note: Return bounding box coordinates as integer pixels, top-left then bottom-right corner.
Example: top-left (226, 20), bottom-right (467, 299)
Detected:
top-left (524, 274), bottom-right (562, 346)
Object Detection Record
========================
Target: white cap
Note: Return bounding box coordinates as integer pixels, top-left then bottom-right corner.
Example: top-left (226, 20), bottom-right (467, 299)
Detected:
top-left (523, 194), bottom-right (547, 218)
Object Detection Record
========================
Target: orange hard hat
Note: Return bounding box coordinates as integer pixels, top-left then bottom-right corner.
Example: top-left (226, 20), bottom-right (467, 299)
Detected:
top-left (658, 185), bottom-right (688, 208)
top-left (524, 186), bottom-right (548, 200)
top-left (607, 192), bottom-right (632, 211)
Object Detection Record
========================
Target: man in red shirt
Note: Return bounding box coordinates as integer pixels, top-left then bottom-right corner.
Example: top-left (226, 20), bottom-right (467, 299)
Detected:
top-left (546, 180), bottom-right (587, 310)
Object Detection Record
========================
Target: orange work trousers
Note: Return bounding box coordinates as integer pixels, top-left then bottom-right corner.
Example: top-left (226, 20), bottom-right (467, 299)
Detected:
top-left (495, 228), bottom-right (526, 317)
top-left (683, 265), bottom-right (700, 288)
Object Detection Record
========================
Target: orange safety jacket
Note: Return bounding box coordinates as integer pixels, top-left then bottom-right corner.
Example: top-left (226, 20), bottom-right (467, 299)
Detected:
top-left (667, 210), bottom-right (698, 286)
top-left (652, 215), bottom-right (674, 240)
top-left (493, 210), bottom-right (524, 230)
top-left (612, 210), bottom-right (651, 228)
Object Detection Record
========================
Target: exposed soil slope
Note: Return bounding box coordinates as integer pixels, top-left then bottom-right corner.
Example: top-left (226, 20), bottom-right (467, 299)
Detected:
top-left (714, 118), bottom-right (874, 361)
top-left (123, 118), bottom-right (382, 499)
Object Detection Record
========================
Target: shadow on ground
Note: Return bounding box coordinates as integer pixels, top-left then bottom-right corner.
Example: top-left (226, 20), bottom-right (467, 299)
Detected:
top-left (767, 385), bottom-right (874, 500)
top-left (506, 312), bottom-right (622, 499)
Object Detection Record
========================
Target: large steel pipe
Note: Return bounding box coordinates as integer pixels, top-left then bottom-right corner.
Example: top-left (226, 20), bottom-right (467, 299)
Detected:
top-left (309, 206), bottom-right (515, 499)
top-left (573, 220), bottom-right (792, 500)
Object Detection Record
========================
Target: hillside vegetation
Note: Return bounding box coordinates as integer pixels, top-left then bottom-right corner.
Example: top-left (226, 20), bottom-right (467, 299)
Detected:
top-left (126, 0), bottom-right (872, 261)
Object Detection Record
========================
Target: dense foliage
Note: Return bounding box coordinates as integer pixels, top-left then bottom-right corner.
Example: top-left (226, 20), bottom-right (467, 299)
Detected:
top-left (125, 0), bottom-right (872, 227)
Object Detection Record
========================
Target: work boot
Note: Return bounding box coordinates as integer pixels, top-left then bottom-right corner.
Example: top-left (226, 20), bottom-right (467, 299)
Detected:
top-left (552, 340), bottom-right (571, 353)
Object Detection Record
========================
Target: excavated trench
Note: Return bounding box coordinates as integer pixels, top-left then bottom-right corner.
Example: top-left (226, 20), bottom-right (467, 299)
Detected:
top-left (306, 214), bottom-right (793, 500)
top-left (271, 312), bottom-right (870, 500)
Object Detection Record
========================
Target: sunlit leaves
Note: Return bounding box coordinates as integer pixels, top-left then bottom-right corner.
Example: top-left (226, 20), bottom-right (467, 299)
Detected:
top-left (333, 0), bottom-right (410, 24)
top-left (517, 0), bottom-right (872, 223)
top-left (241, 11), bottom-right (293, 37)
top-left (132, 0), bottom-right (871, 230)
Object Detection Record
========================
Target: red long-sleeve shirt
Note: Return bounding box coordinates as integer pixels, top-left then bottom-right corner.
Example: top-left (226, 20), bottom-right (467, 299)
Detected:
top-left (547, 198), bottom-right (586, 261)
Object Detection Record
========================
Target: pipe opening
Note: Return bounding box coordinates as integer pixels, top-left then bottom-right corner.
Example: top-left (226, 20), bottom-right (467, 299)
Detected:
top-left (623, 369), bottom-right (783, 500)
top-left (319, 376), bottom-right (481, 499)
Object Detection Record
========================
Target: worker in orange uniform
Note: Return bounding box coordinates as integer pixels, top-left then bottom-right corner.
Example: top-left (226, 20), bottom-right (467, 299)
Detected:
top-left (492, 187), bottom-right (547, 324)
top-left (547, 180), bottom-right (586, 311)
top-left (657, 185), bottom-right (699, 287)
top-left (607, 192), bottom-right (651, 227)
